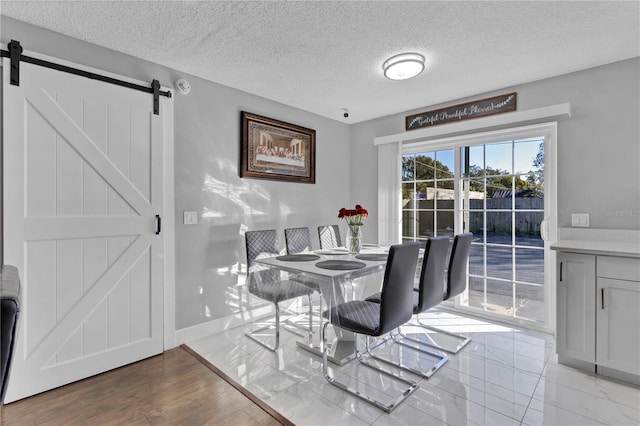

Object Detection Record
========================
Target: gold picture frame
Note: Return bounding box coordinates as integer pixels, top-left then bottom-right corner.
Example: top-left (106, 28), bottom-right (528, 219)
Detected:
top-left (240, 111), bottom-right (316, 184)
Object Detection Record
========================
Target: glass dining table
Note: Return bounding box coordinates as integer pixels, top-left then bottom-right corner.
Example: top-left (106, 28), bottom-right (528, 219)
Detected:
top-left (254, 245), bottom-right (389, 365)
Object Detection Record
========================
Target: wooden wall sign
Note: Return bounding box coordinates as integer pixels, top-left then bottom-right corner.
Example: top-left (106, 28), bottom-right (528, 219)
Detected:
top-left (405, 92), bottom-right (517, 131)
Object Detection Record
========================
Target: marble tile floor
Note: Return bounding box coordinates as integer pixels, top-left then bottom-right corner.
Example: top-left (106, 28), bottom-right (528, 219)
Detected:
top-left (186, 310), bottom-right (640, 426)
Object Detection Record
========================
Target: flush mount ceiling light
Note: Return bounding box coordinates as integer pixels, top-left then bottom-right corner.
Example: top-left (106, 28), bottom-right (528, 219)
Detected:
top-left (382, 53), bottom-right (425, 80)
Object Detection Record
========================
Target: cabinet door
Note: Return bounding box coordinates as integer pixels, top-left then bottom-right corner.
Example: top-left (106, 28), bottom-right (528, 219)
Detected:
top-left (597, 277), bottom-right (640, 375)
top-left (557, 253), bottom-right (596, 362)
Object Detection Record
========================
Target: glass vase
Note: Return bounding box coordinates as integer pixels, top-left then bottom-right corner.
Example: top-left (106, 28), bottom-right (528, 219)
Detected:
top-left (347, 225), bottom-right (362, 255)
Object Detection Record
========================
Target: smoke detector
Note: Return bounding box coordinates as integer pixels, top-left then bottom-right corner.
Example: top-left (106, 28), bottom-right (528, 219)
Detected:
top-left (175, 79), bottom-right (191, 95)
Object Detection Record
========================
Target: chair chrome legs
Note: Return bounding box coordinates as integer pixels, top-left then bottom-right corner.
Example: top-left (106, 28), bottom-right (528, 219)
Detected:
top-left (321, 322), bottom-right (419, 413)
top-left (244, 302), bottom-right (281, 351)
top-left (404, 319), bottom-right (471, 355)
top-left (245, 294), bottom-right (313, 351)
top-left (365, 329), bottom-right (448, 379)
top-left (283, 294), bottom-right (315, 338)
top-left (285, 289), bottom-right (323, 331)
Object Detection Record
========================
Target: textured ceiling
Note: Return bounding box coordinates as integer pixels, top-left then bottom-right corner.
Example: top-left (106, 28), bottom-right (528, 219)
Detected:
top-left (2, 1), bottom-right (639, 123)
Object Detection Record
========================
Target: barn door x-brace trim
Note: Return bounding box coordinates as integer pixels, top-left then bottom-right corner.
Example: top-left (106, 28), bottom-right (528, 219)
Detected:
top-left (1, 39), bottom-right (172, 115)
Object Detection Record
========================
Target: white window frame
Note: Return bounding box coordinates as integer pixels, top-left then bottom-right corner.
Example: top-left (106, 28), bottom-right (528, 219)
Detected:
top-left (381, 122), bottom-right (558, 333)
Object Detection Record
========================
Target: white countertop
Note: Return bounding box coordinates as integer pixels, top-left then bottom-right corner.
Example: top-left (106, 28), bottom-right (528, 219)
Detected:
top-left (551, 228), bottom-right (640, 258)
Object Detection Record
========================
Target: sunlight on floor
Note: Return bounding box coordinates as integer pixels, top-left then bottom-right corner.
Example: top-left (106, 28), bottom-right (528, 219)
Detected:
top-left (187, 310), bottom-right (640, 426)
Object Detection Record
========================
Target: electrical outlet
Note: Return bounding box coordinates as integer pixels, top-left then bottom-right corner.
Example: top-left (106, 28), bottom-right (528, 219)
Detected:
top-left (571, 213), bottom-right (590, 227)
top-left (183, 211), bottom-right (198, 225)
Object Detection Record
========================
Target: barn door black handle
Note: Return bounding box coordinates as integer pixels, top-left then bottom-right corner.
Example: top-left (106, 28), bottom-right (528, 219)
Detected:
top-left (155, 215), bottom-right (161, 235)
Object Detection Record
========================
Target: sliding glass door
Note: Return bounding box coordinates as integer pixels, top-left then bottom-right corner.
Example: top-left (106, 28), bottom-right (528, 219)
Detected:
top-left (401, 124), bottom-right (556, 331)
top-left (461, 138), bottom-right (545, 323)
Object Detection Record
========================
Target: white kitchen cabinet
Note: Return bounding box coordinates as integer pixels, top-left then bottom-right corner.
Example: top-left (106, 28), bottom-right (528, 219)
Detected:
top-left (555, 250), bottom-right (640, 383)
top-left (552, 229), bottom-right (640, 384)
top-left (556, 252), bottom-right (596, 364)
top-left (596, 257), bottom-right (640, 376)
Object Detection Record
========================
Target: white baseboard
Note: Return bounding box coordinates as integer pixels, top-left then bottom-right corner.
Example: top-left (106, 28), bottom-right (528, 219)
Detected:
top-left (174, 305), bottom-right (272, 346)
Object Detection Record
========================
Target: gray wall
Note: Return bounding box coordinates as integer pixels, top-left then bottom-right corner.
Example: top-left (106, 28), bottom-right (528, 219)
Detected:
top-left (3, 17), bottom-right (638, 333)
top-left (1, 17), bottom-right (351, 331)
top-left (350, 57), bottom-right (640, 243)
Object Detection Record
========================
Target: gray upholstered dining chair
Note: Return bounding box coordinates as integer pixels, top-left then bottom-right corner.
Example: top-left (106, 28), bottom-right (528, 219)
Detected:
top-left (284, 227), bottom-right (325, 320)
top-left (415, 232), bottom-right (473, 354)
top-left (321, 242), bottom-right (420, 413)
top-left (364, 236), bottom-right (449, 378)
top-left (284, 227), bottom-right (320, 292)
top-left (317, 225), bottom-right (342, 249)
top-left (284, 227), bottom-right (313, 254)
top-left (244, 229), bottom-right (313, 351)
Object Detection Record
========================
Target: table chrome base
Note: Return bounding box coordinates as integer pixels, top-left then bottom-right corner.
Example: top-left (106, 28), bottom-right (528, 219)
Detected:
top-left (296, 329), bottom-right (356, 366)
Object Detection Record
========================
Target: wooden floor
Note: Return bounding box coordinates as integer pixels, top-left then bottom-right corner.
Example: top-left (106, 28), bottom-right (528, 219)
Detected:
top-left (1, 346), bottom-right (286, 425)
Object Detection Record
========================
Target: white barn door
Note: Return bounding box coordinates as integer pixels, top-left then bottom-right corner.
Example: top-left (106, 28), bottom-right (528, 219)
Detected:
top-left (3, 59), bottom-right (165, 402)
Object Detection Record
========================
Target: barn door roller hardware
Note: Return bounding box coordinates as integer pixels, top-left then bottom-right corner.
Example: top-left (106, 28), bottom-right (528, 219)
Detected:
top-left (8, 40), bottom-right (22, 85)
top-left (152, 80), bottom-right (161, 116)
top-left (1, 39), bottom-right (171, 115)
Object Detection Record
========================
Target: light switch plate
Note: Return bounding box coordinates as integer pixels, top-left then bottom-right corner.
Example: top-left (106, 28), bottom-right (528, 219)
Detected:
top-left (571, 213), bottom-right (590, 227)
top-left (183, 211), bottom-right (198, 225)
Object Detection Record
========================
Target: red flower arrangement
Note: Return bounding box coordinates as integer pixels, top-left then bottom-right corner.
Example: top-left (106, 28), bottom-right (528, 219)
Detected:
top-left (338, 204), bottom-right (369, 226)
top-left (339, 204), bottom-right (368, 254)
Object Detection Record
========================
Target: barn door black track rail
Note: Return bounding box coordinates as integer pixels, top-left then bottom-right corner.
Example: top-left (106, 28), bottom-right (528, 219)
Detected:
top-left (1, 40), bottom-right (171, 115)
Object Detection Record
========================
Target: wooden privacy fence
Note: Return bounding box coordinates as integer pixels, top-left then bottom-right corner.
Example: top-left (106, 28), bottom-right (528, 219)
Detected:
top-left (403, 198), bottom-right (544, 236)
top-left (467, 198), bottom-right (544, 235)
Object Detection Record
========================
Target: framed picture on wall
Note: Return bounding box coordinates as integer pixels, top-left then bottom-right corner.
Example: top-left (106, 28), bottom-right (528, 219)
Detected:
top-left (240, 111), bottom-right (316, 184)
